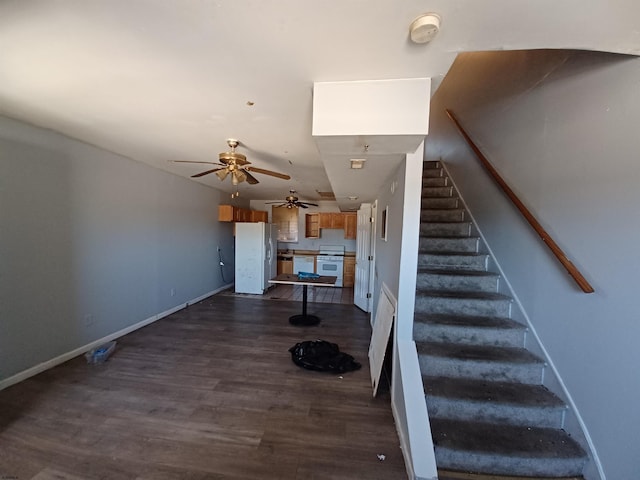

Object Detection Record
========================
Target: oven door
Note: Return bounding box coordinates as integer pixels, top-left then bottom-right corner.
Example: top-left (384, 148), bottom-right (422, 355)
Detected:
top-left (317, 257), bottom-right (343, 286)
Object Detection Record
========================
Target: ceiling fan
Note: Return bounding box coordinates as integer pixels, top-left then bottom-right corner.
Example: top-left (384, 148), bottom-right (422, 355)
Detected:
top-left (266, 190), bottom-right (319, 209)
top-left (173, 139), bottom-right (291, 185)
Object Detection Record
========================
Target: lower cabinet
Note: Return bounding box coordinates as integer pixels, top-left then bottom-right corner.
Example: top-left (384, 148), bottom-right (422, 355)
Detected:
top-left (343, 256), bottom-right (355, 288)
top-left (277, 259), bottom-right (293, 275)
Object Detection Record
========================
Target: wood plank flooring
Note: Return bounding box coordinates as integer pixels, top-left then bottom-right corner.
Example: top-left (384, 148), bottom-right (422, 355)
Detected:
top-left (219, 285), bottom-right (354, 305)
top-left (0, 294), bottom-right (406, 480)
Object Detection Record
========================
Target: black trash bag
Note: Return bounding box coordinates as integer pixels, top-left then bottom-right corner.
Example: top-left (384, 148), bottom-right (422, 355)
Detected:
top-left (289, 340), bottom-right (361, 374)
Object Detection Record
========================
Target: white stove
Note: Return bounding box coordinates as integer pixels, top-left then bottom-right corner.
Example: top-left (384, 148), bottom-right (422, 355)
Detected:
top-left (316, 245), bottom-right (345, 287)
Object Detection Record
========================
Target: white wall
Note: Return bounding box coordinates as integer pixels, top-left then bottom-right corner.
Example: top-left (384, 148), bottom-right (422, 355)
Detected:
top-left (426, 49), bottom-right (640, 480)
top-left (0, 115), bottom-right (235, 383)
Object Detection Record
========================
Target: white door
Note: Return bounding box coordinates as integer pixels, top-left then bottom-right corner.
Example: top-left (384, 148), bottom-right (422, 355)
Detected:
top-left (354, 203), bottom-right (372, 312)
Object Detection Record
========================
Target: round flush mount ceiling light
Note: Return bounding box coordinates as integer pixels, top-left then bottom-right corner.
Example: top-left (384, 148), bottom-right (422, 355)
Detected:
top-left (409, 13), bottom-right (441, 44)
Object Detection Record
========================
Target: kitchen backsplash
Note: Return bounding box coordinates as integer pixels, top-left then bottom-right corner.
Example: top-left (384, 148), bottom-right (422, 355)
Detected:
top-left (277, 228), bottom-right (356, 252)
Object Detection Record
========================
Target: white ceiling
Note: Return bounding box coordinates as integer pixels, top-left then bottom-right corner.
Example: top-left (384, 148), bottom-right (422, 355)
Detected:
top-left (1, 1), bottom-right (637, 210)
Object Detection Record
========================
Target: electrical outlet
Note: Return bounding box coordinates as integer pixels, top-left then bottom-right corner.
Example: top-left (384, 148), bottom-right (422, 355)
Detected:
top-left (84, 314), bottom-right (94, 326)
top-left (170, 288), bottom-right (176, 297)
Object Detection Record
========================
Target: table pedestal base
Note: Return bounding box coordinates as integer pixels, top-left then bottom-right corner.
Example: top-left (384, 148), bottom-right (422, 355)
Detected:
top-left (291, 284), bottom-right (320, 326)
top-left (289, 314), bottom-right (320, 326)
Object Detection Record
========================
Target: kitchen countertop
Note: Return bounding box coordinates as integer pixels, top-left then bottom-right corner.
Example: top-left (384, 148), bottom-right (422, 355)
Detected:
top-left (277, 250), bottom-right (355, 258)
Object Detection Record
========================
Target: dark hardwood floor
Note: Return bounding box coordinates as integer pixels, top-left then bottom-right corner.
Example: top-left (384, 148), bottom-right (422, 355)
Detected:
top-left (0, 294), bottom-right (406, 480)
top-left (219, 285), bottom-right (355, 305)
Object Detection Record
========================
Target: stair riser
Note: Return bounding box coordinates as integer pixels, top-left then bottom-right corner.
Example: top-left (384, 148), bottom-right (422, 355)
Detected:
top-left (422, 177), bottom-right (448, 187)
top-left (433, 448), bottom-right (586, 478)
top-left (415, 295), bottom-right (511, 318)
top-left (419, 237), bottom-right (479, 253)
top-left (421, 209), bottom-right (465, 222)
top-left (416, 273), bottom-right (498, 293)
top-left (426, 397), bottom-right (566, 428)
top-left (413, 323), bottom-right (524, 347)
top-left (421, 222), bottom-right (471, 237)
top-left (423, 186), bottom-right (454, 198)
top-left (423, 168), bottom-right (443, 178)
top-left (424, 161), bottom-right (441, 169)
top-left (419, 355), bottom-right (543, 384)
top-left (421, 197), bottom-right (459, 209)
top-left (418, 253), bottom-right (488, 271)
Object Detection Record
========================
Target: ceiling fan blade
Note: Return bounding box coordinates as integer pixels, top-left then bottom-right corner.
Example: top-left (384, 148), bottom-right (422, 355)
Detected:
top-left (299, 202), bottom-right (319, 207)
top-left (297, 203), bottom-right (309, 209)
top-left (215, 169), bottom-right (230, 181)
top-left (172, 160), bottom-right (221, 165)
top-left (243, 170), bottom-right (260, 185)
top-left (245, 166), bottom-right (291, 180)
top-left (191, 167), bottom-right (226, 178)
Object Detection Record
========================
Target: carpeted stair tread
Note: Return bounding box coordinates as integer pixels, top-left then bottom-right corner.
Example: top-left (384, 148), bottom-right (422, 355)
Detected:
top-left (423, 177), bottom-right (449, 187)
top-left (421, 235), bottom-right (476, 239)
top-left (422, 197), bottom-right (460, 209)
top-left (419, 250), bottom-right (486, 256)
top-left (414, 313), bottom-right (526, 347)
top-left (420, 236), bottom-right (480, 253)
top-left (416, 161), bottom-right (588, 477)
top-left (418, 252), bottom-right (488, 267)
top-left (423, 376), bottom-right (566, 410)
top-left (417, 341), bottom-right (543, 365)
top-left (415, 313), bottom-right (523, 330)
top-left (421, 222), bottom-right (472, 237)
top-left (418, 268), bottom-right (499, 278)
top-left (437, 471), bottom-right (584, 480)
top-left (430, 418), bottom-right (587, 477)
top-left (417, 269), bottom-right (500, 293)
top-left (417, 290), bottom-right (511, 301)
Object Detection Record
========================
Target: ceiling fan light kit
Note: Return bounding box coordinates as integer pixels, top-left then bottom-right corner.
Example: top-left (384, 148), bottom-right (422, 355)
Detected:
top-left (266, 190), bottom-right (319, 209)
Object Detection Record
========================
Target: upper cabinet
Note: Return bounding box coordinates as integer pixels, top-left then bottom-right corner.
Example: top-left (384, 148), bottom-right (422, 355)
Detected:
top-left (318, 212), bottom-right (344, 229)
top-left (305, 213), bottom-right (320, 239)
top-left (343, 213), bottom-right (357, 239)
top-left (218, 205), bottom-right (268, 223)
top-left (305, 212), bottom-right (357, 239)
top-left (251, 210), bottom-right (268, 223)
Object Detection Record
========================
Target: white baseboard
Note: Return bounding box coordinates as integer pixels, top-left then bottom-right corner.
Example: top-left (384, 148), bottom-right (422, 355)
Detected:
top-left (0, 284), bottom-right (231, 392)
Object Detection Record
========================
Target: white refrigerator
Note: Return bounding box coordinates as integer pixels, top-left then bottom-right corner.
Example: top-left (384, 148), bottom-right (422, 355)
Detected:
top-left (234, 222), bottom-right (277, 294)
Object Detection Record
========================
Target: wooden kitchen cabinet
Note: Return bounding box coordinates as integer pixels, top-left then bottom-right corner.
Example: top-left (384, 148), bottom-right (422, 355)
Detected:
top-left (331, 212), bottom-right (345, 229)
top-left (251, 210), bottom-right (268, 222)
top-left (305, 213), bottom-right (320, 238)
top-left (318, 212), bottom-right (345, 229)
top-left (218, 205), bottom-right (268, 223)
top-left (318, 212), bottom-right (332, 229)
top-left (343, 212), bottom-right (357, 239)
top-left (218, 204), bottom-right (236, 222)
top-left (343, 256), bottom-right (356, 288)
top-left (277, 259), bottom-right (293, 275)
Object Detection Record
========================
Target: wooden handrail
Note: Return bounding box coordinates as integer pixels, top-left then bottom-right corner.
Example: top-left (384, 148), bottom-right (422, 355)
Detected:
top-left (445, 109), bottom-right (595, 294)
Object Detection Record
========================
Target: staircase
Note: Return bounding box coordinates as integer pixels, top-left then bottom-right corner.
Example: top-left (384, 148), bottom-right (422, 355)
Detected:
top-left (415, 161), bottom-right (588, 478)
